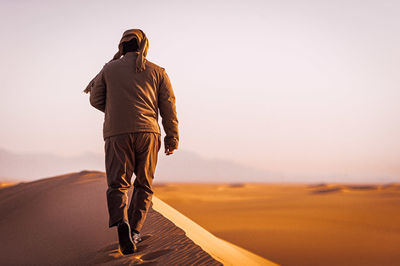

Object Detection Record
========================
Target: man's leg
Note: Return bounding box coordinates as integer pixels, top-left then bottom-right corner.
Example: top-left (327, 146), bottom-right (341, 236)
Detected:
top-left (128, 132), bottom-right (161, 234)
top-left (105, 134), bottom-right (135, 228)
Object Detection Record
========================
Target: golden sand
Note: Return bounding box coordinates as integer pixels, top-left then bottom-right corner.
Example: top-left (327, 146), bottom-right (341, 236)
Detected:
top-left (0, 172), bottom-right (276, 265)
top-left (154, 183), bottom-right (400, 266)
top-left (0, 182), bottom-right (19, 188)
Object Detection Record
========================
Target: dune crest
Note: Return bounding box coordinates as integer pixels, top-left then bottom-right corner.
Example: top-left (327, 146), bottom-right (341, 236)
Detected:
top-left (0, 171), bottom-right (276, 265)
top-left (152, 196), bottom-right (277, 266)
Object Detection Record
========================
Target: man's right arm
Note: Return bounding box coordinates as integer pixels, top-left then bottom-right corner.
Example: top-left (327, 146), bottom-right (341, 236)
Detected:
top-left (158, 69), bottom-right (179, 153)
top-left (89, 68), bottom-right (106, 112)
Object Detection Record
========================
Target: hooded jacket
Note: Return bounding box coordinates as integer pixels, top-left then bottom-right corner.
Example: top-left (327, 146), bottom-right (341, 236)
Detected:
top-left (87, 30), bottom-right (179, 150)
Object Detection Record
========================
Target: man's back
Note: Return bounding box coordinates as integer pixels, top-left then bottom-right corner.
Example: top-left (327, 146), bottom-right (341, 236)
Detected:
top-left (90, 51), bottom-right (178, 150)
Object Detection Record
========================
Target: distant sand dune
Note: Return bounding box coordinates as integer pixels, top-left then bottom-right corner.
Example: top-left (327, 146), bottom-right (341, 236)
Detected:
top-left (155, 183), bottom-right (400, 266)
top-left (306, 183), bottom-right (400, 194)
top-left (0, 182), bottom-right (18, 188)
top-left (309, 186), bottom-right (342, 194)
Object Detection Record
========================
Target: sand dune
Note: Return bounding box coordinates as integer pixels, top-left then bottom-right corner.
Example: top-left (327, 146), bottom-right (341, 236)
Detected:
top-left (308, 183), bottom-right (399, 194)
top-left (0, 182), bottom-right (18, 188)
top-left (152, 197), bottom-right (274, 266)
top-left (154, 183), bottom-right (400, 266)
top-left (0, 171), bottom-right (276, 265)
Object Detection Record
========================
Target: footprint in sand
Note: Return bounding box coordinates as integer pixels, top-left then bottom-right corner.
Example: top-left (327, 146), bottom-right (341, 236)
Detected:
top-left (140, 234), bottom-right (152, 242)
top-left (89, 235), bottom-right (173, 265)
top-left (89, 242), bottom-right (141, 265)
top-left (139, 249), bottom-right (174, 261)
top-left (133, 249), bottom-right (174, 265)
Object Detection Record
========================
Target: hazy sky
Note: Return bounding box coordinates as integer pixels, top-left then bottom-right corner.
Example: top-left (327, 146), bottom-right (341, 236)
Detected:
top-left (0, 0), bottom-right (399, 181)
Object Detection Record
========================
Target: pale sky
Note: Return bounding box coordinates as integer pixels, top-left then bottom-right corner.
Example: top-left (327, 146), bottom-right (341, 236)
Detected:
top-left (0, 0), bottom-right (399, 181)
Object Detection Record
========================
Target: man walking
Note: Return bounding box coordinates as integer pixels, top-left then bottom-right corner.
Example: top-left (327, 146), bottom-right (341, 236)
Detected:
top-left (85, 29), bottom-right (179, 255)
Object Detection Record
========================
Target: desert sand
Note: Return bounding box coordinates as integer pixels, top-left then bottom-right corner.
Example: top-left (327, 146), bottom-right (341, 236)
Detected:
top-left (0, 171), bottom-right (275, 265)
top-left (0, 182), bottom-right (18, 188)
top-left (154, 183), bottom-right (400, 266)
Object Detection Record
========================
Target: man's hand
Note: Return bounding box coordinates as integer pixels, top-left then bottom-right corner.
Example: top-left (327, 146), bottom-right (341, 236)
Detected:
top-left (165, 147), bottom-right (175, 156)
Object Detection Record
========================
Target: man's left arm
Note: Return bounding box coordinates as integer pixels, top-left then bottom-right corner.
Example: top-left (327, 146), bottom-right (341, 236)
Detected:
top-left (89, 68), bottom-right (106, 112)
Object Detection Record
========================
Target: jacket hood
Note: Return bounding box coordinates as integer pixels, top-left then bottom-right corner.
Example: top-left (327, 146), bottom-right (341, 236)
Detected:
top-left (84, 29), bottom-right (149, 93)
top-left (112, 29), bottom-right (149, 72)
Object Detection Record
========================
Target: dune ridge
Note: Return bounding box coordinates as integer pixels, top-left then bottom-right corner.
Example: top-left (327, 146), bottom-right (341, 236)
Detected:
top-left (152, 196), bottom-right (276, 266)
top-left (0, 171), bottom-right (276, 265)
top-left (307, 183), bottom-right (400, 194)
top-left (154, 183), bottom-right (400, 266)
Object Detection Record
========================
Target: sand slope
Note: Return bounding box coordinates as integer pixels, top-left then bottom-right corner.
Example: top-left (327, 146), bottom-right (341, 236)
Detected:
top-left (0, 171), bottom-right (276, 265)
top-left (154, 183), bottom-right (400, 266)
top-left (152, 197), bottom-right (275, 266)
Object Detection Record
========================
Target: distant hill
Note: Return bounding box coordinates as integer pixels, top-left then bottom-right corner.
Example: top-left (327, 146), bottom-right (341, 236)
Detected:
top-left (0, 149), bottom-right (104, 181)
top-left (0, 148), bottom-right (276, 182)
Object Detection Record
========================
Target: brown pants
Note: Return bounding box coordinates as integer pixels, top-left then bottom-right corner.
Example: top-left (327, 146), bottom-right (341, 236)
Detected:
top-left (105, 132), bottom-right (161, 232)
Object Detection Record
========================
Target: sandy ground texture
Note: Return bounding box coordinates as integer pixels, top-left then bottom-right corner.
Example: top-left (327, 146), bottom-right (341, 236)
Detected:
top-left (154, 183), bottom-right (400, 266)
top-left (0, 171), bottom-right (275, 265)
top-left (0, 181), bottom-right (18, 188)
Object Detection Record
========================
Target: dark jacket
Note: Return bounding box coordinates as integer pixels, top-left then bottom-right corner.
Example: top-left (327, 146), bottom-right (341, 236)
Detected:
top-left (89, 52), bottom-right (179, 150)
